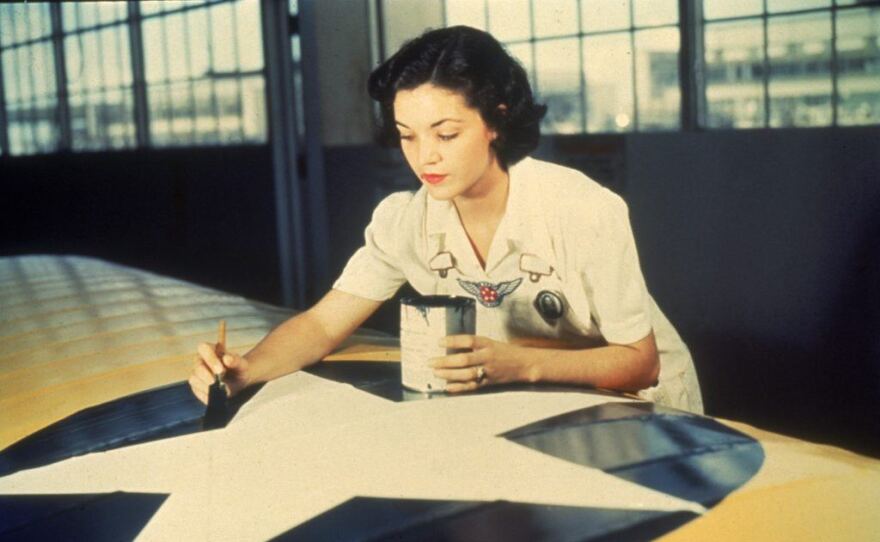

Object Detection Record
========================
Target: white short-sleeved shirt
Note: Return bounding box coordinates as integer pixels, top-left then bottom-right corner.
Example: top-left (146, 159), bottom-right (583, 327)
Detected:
top-left (334, 157), bottom-right (703, 413)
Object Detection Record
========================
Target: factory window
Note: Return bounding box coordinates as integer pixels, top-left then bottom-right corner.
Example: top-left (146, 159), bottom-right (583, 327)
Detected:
top-left (444, 0), bottom-right (682, 134)
top-left (704, 0), bottom-right (879, 128)
top-left (0, 0), bottom-right (265, 156)
top-left (140, 0), bottom-right (266, 146)
top-left (62, 2), bottom-right (136, 150)
top-left (0, 3), bottom-right (60, 154)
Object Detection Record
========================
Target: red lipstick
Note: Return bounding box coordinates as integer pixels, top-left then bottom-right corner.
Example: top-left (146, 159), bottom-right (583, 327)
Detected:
top-left (421, 173), bottom-right (447, 185)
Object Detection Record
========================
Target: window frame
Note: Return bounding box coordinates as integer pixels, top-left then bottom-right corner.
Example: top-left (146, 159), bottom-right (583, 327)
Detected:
top-left (0, 0), bottom-right (268, 156)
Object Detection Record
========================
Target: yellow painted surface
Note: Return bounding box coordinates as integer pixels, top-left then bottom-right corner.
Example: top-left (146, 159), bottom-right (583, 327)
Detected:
top-left (3, 255), bottom-right (879, 540)
top-left (0, 255), bottom-right (400, 450)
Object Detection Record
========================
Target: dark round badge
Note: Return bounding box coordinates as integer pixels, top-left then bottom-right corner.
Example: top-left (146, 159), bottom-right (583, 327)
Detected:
top-left (534, 290), bottom-right (564, 324)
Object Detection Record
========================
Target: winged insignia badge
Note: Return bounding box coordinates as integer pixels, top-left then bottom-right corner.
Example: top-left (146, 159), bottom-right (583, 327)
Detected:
top-left (457, 278), bottom-right (523, 308)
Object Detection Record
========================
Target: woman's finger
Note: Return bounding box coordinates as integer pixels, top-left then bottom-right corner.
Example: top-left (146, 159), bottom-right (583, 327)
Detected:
top-left (433, 366), bottom-right (482, 383)
top-left (441, 335), bottom-right (488, 350)
top-left (193, 360), bottom-right (216, 388)
top-left (197, 342), bottom-right (224, 375)
top-left (188, 374), bottom-right (209, 404)
top-left (446, 381), bottom-right (479, 394)
top-left (431, 351), bottom-right (476, 369)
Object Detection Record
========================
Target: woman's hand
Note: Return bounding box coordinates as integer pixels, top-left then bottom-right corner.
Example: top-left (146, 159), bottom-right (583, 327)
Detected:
top-left (188, 342), bottom-right (252, 405)
top-left (431, 335), bottom-right (531, 393)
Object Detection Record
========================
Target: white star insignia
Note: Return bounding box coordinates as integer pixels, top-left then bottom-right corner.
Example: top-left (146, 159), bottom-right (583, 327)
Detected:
top-left (0, 372), bottom-right (704, 540)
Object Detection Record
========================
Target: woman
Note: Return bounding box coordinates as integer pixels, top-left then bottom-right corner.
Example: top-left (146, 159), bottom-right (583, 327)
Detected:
top-left (190, 26), bottom-right (703, 413)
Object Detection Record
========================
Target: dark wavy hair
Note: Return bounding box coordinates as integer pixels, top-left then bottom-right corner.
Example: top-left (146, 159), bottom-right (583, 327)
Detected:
top-left (367, 26), bottom-right (546, 169)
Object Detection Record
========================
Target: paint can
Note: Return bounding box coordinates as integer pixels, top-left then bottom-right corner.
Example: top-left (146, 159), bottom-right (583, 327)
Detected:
top-left (400, 295), bottom-right (476, 393)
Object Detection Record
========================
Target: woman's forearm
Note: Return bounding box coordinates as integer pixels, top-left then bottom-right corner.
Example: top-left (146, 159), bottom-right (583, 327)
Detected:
top-left (243, 312), bottom-right (339, 385)
top-left (513, 332), bottom-right (660, 392)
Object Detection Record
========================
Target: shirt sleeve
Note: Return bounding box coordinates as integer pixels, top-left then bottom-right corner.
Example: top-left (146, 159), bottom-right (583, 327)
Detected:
top-left (332, 192), bottom-right (411, 301)
top-left (575, 191), bottom-right (653, 345)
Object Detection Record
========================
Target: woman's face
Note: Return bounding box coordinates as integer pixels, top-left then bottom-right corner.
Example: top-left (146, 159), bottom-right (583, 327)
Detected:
top-left (393, 84), bottom-right (503, 201)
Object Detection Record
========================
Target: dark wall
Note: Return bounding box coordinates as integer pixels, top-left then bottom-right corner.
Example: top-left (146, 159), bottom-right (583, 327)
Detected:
top-left (0, 145), bottom-right (281, 304)
top-left (622, 127), bottom-right (880, 456)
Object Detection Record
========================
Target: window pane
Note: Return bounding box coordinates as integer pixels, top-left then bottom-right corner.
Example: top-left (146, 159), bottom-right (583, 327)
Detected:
top-left (1, 50), bottom-right (19, 102)
top-left (148, 84), bottom-right (173, 145)
top-left (75, 3), bottom-right (98, 30)
top-left (101, 27), bottom-right (132, 88)
top-left (33, 42), bottom-right (57, 100)
top-left (142, 18), bottom-right (169, 82)
top-left (767, 0), bottom-right (831, 14)
top-left (241, 75), bottom-right (266, 141)
top-left (703, 0), bottom-right (763, 20)
top-left (15, 47), bottom-right (33, 99)
top-left (633, 0), bottom-right (678, 27)
top-left (704, 20), bottom-right (766, 128)
top-left (186, 9), bottom-right (211, 77)
top-left (142, 0), bottom-right (267, 146)
top-left (487, 0), bottom-right (531, 42)
top-left (1, 6), bottom-right (15, 47)
top-left (584, 33), bottom-right (634, 132)
top-left (140, 2), bottom-right (165, 16)
top-left (533, 0), bottom-right (578, 38)
top-left (193, 79), bottom-right (220, 143)
top-left (165, 14), bottom-right (189, 80)
top-left (236, 0), bottom-right (263, 71)
top-left (535, 38), bottom-right (582, 133)
top-left (634, 27), bottom-right (680, 130)
top-left (446, 0), bottom-right (486, 30)
top-left (210, 2), bottom-right (238, 72)
top-left (581, 0), bottom-right (630, 33)
top-left (506, 42), bottom-right (534, 84)
top-left (767, 13), bottom-right (832, 127)
top-left (27, 3), bottom-right (53, 41)
top-left (216, 79), bottom-right (242, 141)
top-left (836, 7), bottom-right (880, 126)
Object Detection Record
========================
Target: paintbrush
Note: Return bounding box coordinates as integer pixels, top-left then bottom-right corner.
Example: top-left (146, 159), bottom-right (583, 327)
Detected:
top-left (203, 319), bottom-right (229, 429)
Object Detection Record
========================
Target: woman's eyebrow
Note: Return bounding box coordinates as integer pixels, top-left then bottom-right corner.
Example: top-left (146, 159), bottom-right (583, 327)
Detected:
top-left (395, 118), bottom-right (463, 129)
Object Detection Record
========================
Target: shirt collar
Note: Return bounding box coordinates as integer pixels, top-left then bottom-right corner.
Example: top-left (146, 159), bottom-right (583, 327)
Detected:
top-left (423, 157), bottom-right (555, 275)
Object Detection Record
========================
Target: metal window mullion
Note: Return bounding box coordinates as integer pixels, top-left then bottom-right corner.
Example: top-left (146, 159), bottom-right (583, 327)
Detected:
top-left (229, 1), bottom-right (245, 140)
top-left (24, 9), bottom-right (39, 152)
top-left (206, 5), bottom-right (221, 140)
top-left (830, 5), bottom-right (838, 126)
top-left (50, 3), bottom-right (71, 151)
top-left (575, 0), bottom-right (586, 132)
top-left (0, 43), bottom-right (9, 153)
top-left (10, 43), bottom-right (26, 153)
top-left (127, 1), bottom-right (150, 147)
top-left (159, 13), bottom-right (177, 140)
top-left (762, 0), bottom-right (770, 127)
top-left (628, 2), bottom-right (639, 131)
top-left (94, 26), bottom-right (109, 147)
top-left (678, 0), bottom-right (704, 131)
top-left (111, 20), bottom-right (126, 147)
top-left (182, 7), bottom-right (197, 143)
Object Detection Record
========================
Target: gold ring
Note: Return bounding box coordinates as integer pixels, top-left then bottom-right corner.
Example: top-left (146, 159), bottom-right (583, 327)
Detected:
top-left (476, 366), bottom-right (486, 383)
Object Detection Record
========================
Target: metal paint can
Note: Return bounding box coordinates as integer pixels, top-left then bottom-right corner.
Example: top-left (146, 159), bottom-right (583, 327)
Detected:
top-left (400, 295), bottom-right (476, 393)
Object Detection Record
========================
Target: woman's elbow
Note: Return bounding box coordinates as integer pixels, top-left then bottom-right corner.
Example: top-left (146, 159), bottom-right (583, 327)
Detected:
top-left (622, 333), bottom-right (661, 392)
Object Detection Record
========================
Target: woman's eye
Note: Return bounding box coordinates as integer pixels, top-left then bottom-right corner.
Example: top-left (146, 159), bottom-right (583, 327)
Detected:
top-left (399, 134), bottom-right (414, 142)
top-left (438, 133), bottom-right (458, 141)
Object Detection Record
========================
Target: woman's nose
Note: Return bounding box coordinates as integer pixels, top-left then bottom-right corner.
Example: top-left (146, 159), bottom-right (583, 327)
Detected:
top-left (419, 142), bottom-right (440, 165)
